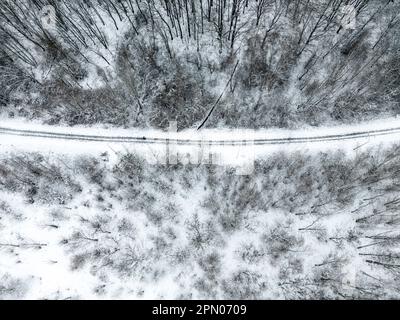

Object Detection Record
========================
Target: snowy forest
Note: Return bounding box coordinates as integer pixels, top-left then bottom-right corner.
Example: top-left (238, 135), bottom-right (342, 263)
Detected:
top-left (0, 0), bottom-right (399, 129)
top-left (1, 0), bottom-right (400, 301)
top-left (2, 147), bottom-right (400, 299)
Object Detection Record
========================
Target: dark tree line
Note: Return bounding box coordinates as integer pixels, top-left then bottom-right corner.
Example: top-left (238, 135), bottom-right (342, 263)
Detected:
top-left (0, 0), bottom-right (399, 129)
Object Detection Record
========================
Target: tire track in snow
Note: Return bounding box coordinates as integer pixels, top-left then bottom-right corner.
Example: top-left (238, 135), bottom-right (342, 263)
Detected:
top-left (1, 125), bottom-right (400, 146)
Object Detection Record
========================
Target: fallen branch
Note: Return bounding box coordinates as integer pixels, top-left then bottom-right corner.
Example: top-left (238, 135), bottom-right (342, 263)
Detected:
top-left (197, 60), bottom-right (239, 130)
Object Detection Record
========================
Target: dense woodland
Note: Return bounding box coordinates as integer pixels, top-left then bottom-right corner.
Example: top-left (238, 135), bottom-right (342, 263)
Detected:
top-left (1, 146), bottom-right (400, 299)
top-left (0, 0), bottom-right (399, 130)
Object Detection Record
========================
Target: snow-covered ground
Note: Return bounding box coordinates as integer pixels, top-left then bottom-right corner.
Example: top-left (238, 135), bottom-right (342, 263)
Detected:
top-left (2, 117), bottom-right (400, 174)
top-left (3, 116), bottom-right (400, 141)
top-left (1, 118), bottom-right (400, 299)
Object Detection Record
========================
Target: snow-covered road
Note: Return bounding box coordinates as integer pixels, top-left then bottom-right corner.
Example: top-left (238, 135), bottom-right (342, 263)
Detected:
top-left (1, 118), bottom-right (400, 170)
